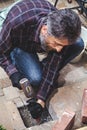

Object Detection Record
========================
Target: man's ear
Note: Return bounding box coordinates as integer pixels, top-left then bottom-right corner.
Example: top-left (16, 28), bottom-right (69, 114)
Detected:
top-left (41, 25), bottom-right (48, 35)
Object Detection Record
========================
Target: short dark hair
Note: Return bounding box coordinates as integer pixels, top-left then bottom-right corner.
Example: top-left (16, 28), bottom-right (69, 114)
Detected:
top-left (47, 8), bottom-right (81, 44)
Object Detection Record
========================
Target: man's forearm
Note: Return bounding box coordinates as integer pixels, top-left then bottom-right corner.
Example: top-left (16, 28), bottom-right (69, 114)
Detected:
top-left (0, 54), bottom-right (18, 76)
top-left (37, 99), bottom-right (45, 108)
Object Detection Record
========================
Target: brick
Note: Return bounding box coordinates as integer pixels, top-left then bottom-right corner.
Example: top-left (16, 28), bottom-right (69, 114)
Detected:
top-left (81, 89), bottom-right (87, 124)
top-left (52, 109), bottom-right (75, 130)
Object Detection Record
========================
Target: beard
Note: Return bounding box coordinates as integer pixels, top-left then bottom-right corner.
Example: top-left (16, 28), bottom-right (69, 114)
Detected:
top-left (39, 33), bottom-right (51, 52)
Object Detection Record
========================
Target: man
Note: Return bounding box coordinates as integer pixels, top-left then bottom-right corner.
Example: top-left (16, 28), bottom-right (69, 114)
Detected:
top-left (0, 0), bottom-right (84, 119)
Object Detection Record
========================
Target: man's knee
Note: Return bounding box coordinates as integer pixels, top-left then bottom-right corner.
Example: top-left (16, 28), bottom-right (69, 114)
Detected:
top-left (75, 37), bottom-right (84, 52)
top-left (12, 48), bottom-right (24, 55)
top-left (10, 48), bottom-right (23, 60)
top-left (30, 73), bottom-right (42, 87)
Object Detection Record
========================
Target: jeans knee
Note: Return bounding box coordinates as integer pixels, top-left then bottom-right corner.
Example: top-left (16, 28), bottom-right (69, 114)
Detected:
top-left (10, 48), bottom-right (23, 59)
top-left (13, 48), bottom-right (23, 55)
top-left (30, 74), bottom-right (42, 87)
top-left (76, 38), bottom-right (84, 52)
top-left (10, 48), bottom-right (24, 65)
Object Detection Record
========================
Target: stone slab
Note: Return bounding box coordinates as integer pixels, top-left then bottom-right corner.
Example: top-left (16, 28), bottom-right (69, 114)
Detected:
top-left (27, 121), bottom-right (56, 130)
top-left (19, 92), bottom-right (30, 106)
top-left (0, 67), bottom-right (11, 88)
top-left (3, 86), bottom-right (21, 100)
top-left (0, 67), bottom-right (8, 79)
top-left (0, 96), bottom-right (13, 130)
top-left (13, 97), bottom-right (24, 108)
top-left (48, 60), bottom-right (87, 129)
top-left (61, 64), bottom-right (87, 85)
top-left (5, 101), bottom-right (25, 130)
top-left (0, 78), bottom-right (11, 88)
top-left (0, 88), bottom-right (4, 96)
top-left (48, 80), bottom-right (87, 129)
top-left (48, 86), bottom-right (80, 116)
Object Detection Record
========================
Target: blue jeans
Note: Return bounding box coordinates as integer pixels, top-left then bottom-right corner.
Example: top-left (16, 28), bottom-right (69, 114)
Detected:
top-left (10, 37), bottom-right (84, 99)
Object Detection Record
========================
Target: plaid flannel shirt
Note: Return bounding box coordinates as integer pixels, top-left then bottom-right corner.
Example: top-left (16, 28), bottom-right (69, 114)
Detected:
top-left (0, 0), bottom-right (62, 101)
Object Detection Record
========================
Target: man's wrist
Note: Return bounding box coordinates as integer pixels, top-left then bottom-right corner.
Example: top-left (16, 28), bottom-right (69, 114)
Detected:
top-left (37, 99), bottom-right (45, 108)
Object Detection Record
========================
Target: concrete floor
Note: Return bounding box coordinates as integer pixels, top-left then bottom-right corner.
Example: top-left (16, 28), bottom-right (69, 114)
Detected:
top-left (48, 53), bottom-right (87, 129)
top-left (0, 0), bottom-right (87, 130)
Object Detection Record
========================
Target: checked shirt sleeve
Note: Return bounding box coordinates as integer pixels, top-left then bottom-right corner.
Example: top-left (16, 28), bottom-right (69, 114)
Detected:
top-left (37, 51), bottom-right (62, 101)
top-left (0, 17), bottom-right (18, 76)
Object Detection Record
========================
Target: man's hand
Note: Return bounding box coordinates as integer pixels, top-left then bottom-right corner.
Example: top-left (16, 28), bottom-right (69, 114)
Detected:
top-left (10, 72), bottom-right (24, 90)
top-left (27, 98), bottom-right (44, 119)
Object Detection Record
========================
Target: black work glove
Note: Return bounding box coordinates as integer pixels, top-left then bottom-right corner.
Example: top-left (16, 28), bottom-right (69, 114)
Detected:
top-left (10, 72), bottom-right (24, 90)
top-left (27, 98), bottom-right (43, 119)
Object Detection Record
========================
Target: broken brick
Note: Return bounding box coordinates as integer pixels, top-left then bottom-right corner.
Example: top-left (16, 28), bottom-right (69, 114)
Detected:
top-left (81, 89), bottom-right (87, 124)
top-left (52, 109), bottom-right (75, 130)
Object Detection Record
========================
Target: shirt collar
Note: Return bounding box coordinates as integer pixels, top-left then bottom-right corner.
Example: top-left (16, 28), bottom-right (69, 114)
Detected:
top-left (34, 17), bottom-right (47, 43)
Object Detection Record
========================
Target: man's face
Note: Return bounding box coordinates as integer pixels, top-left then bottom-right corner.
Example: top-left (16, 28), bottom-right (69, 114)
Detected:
top-left (40, 25), bottom-right (69, 52)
